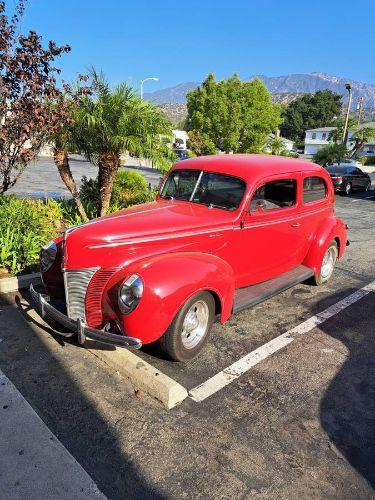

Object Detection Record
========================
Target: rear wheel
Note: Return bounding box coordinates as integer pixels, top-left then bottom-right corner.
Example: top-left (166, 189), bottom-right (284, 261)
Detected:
top-left (313, 241), bottom-right (338, 286)
top-left (365, 181), bottom-right (371, 192)
top-left (158, 291), bottom-right (215, 361)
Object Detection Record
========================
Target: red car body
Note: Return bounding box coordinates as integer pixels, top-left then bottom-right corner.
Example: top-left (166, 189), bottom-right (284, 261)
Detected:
top-left (41, 155), bottom-right (347, 348)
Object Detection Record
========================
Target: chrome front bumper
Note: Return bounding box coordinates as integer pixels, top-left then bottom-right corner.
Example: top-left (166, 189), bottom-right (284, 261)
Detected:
top-left (30, 284), bottom-right (142, 349)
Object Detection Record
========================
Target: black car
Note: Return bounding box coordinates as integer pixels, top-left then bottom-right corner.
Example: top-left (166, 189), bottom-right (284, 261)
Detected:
top-left (326, 165), bottom-right (372, 195)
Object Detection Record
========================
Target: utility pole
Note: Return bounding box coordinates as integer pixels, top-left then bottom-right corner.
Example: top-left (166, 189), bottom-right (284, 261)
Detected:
top-left (356, 97), bottom-right (364, 127)
top-left (342, 84), bottom-right (352, 145)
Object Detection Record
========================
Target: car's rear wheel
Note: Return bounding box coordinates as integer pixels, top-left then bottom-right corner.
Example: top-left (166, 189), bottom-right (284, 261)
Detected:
top-left (365, 181), bottom-right (371, 192)
top-left (313, 241), bottom-right (338, 286)
top-left (344, 182), bottom-right (352, 195)
top-left (158, 291), bottom-right (215, 361)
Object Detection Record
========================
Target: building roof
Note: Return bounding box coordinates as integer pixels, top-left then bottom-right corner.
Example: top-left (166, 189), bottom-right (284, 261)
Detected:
top-left (306, 127), bottom-right (335, 132)
top-left (269, 133), bottom-right (294, 144)
top-left (172, 154), bottom-right (322, 180)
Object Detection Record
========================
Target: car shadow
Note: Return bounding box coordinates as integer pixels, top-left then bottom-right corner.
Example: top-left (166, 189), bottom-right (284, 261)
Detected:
top-left (0, 290), bottom-right (165, 500)
top-left (318, 290), bottom-right (375, 488)
top-left (335, 188), bottom-right (374, 201)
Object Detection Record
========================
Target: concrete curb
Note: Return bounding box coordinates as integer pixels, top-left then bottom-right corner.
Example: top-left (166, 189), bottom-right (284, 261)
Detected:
top-left (0, 272), bottom-right (41, 294)
top-left (89, 346), bottom-right (188, 410)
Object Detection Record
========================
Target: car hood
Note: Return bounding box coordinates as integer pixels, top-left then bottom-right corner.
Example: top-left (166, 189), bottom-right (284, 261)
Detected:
top-left (64, 199), bottom-right (235, 269)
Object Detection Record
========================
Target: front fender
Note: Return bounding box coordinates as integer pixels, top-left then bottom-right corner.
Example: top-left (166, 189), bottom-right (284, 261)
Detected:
top-left (107, 252), bottom-right (235, 344)
top-left (303, 216), bottom-right (347, 276)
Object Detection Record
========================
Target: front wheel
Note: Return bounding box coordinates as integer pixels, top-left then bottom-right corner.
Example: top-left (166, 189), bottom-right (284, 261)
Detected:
top-left (158, 291), bottom-right (215, 361)
top-left (313, 241), bottom-right (338, 286)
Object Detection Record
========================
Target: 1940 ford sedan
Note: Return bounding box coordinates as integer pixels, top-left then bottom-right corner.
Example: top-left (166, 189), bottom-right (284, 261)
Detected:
top-left (31, 155), bottom-right (348, 361)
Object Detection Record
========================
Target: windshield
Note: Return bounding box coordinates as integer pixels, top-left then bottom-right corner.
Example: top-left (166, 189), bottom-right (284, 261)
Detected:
top-left (326, 166), bottom-right (353, 174)
top-left (160, 169), bottom-right (246, 210)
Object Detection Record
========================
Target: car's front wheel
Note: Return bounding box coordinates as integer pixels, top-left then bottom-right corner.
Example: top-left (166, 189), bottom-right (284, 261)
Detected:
top-left (158, 291), bottom-right (215, 361)
top-left (313, 241), bottom-right (338, 286)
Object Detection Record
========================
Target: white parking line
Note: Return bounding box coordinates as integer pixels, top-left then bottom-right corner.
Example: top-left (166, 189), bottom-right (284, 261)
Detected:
top-left (189, 280), bottom-right (375, 403)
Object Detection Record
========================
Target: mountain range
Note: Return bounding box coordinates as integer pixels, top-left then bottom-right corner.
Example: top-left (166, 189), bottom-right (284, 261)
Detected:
top-left (144, 72), bottom-right (375, 108)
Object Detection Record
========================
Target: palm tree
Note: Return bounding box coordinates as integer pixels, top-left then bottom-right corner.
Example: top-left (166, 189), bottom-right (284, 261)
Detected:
top-left (348, 126), bottom-right (375, 158)
top-left (313, 143), bottom-right (347, 167)
top-left (265, 135), bottom-right (288, 156)
top-left (47, 94), bottom-right (89, 222)
top-left (73, 70), bottom-right (174, 216)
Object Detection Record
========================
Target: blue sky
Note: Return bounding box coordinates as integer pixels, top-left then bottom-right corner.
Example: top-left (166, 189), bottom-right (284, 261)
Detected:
top-left (19, 0), bottom-right (375, 91)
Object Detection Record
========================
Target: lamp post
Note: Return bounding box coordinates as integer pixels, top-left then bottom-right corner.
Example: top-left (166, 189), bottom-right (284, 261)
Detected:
top-left (342, 83), bottom-right (352, 145)
top-left (140, 77), bottom-right (159, 100)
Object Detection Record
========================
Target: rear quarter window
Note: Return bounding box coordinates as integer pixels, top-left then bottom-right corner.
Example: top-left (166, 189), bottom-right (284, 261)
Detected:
top-left (303, 176), bottom-right (327, 203)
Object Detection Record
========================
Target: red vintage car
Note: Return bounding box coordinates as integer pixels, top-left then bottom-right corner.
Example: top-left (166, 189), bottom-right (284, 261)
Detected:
top-left (31, 155), bottom-right (348, 361)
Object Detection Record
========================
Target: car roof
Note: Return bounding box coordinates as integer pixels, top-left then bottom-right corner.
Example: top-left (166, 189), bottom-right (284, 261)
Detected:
top-left (171, 154), bottom-right (324, 180)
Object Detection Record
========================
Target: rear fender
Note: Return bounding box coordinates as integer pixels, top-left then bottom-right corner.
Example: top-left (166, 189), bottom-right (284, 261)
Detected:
top-left (303, 216), bottom-right (347, 276)
top-left (106, 252), bottom-right (235, 344)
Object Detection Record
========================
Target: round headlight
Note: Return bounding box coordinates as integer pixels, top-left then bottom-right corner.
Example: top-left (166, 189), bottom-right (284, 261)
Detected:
top-left (118, 275), bottom-right (144, 314)
top-left (40, 241), bottom-right (57, 272)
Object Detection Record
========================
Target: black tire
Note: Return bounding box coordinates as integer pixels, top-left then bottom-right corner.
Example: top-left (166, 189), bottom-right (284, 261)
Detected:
top-left (344, 182), bottom-right (352, 196)
top-left (313, 241), bottom-right (338, 286)
top-left (365, 181), bottom-right (371, 192)
top-left (158, 291), bottom-right (215, 362)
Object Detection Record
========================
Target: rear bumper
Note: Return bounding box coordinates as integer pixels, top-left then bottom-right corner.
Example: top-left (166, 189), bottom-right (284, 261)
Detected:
top-left (30, 284), bottom-right (142, 349)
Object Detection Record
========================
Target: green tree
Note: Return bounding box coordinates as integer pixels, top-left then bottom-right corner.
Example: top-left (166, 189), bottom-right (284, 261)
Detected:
top-left (313, 143), bottom-right (347, 167)
top-left (186, 73), bottom-right (281, 154)
top-left (348, 126), bottom-right (375, 158)
top-left (280, 90), bottom-right (342, 141)
top-left (73, 70), bottom-right (174, 216)
top-left (265, 136), bottom-right (288, 155)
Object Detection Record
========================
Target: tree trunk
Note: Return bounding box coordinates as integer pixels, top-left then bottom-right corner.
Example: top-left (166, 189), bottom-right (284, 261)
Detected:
top-left (53, 148), bottom-right (89, 222)
top-left (348, 140), bottom-right (365, 158)
top-left (98, 152), bottom-right (119, 217)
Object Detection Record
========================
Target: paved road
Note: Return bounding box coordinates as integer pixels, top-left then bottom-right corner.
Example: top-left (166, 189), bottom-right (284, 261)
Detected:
top-left (0, 191), bottom-right (375, 498)
top-left (7, 155), bottom-right (163, 199)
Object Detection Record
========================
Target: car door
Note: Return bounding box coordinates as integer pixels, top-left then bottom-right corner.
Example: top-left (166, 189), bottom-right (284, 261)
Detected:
top-left (227, 173), bottom-right (306, 288)
top-left (354, 168), bottom-right (367, 188)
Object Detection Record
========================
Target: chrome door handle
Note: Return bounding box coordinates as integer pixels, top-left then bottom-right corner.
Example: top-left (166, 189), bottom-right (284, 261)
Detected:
top-left (291, 223), bottom-right (301, 227)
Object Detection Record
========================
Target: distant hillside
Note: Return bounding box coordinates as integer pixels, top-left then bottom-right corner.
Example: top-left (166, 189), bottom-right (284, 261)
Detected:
top-left (145, 72), bottom-right (375, 108)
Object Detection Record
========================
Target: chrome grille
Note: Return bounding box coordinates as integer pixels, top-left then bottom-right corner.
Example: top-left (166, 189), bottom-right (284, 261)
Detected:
top-left (64, 268), bottom-right (99, 321)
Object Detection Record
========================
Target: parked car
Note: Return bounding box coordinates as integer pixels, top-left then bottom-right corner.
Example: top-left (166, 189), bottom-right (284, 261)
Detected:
top-left (173, 149), bottom-right (189, 161)
top-left (31, 155), bottom-right (348, 361)
top-left (326, 164), bottom-right (371, 195)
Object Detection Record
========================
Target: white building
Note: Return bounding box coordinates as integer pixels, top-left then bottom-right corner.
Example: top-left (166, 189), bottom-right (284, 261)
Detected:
top-left (172, 129), bottom-right (188, 149)
top-left (304, 122), bottom-right (375, 156)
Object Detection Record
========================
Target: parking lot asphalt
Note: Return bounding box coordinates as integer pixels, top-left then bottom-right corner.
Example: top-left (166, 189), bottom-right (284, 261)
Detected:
top-left (0, 190), bottom-right (374, 499)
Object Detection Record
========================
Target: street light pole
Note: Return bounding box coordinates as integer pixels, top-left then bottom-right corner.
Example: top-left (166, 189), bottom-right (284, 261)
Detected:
top-left (342, 83), bottom-right (352, 145)
top-left (140, 77), bottom-right (159, 100)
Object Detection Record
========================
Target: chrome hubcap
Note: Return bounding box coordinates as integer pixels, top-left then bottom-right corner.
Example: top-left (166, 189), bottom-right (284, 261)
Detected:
top-left (346, 183), bottom-right (351, 194)
top-left (321, 247), bottom-right (336, 279)
top-left (181, 300), bottom-right (209, 349)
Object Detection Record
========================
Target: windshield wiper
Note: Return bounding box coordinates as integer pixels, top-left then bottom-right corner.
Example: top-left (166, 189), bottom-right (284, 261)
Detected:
top-left (208, 203), bottom-right (232, 211)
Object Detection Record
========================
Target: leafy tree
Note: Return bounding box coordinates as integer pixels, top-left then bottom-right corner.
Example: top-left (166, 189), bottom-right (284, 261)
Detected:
top-left (280, 90), bottom-right (342, 141)
top-left (186, 73), bottom-right (281, 154)
top-left (73, 70), bottom-right (174, 216)
top-left (313, 143), bottom-right (347, 167)
top-left (0, 0), bottom-right (70, 194)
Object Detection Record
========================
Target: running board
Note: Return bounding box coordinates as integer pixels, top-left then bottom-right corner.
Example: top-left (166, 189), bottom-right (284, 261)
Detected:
top-left (233, 265), bottom-right (314, 313)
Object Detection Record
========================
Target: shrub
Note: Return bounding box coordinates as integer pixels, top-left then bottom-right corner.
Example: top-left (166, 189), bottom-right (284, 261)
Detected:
top-left (0, 196), bottom-right (64, 274)
top-left (80, 170), bottom-right (152, 215)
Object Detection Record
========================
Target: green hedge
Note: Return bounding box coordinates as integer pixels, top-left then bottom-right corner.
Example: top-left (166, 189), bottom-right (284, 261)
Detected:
top-left (0, 196), bottom-right (64, 274)
top-left (0, 170), bottom-right (153, 275)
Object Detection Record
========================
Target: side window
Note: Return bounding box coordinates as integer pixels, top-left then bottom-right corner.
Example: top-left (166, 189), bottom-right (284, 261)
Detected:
top-left (355, 168), bottom-right (363, 175)
top-left (250, 179), bottom-right (296, 212)
top-left (303, 176), bottom-right (327, 203)
top-left (312, 132), bottom-right (317, 139)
